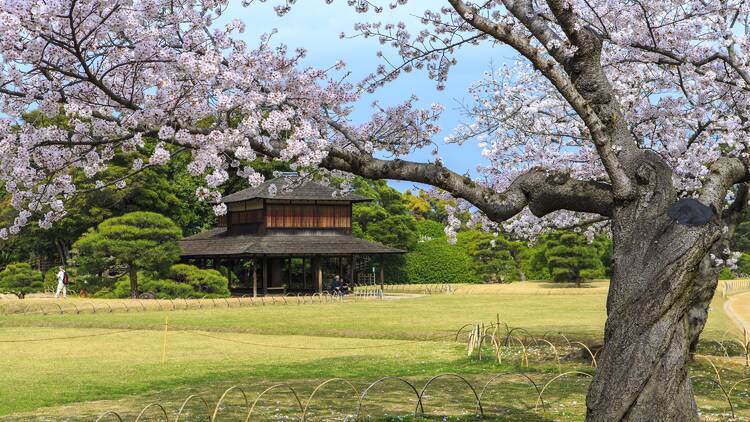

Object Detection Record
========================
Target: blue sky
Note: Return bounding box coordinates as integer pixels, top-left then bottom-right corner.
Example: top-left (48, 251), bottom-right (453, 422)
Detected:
top-left (225, 1), bottom-right (517, 190)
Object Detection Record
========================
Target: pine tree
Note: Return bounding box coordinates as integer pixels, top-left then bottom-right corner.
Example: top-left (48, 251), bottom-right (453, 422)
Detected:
top-left (544, 233), bottom-right (600, 287)
top-left (73, 212), bottom-right (182, 298)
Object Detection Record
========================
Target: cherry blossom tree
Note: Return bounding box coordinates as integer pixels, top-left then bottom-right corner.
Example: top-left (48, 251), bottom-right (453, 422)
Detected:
top-left (1, 0), bottom-right (750, 420)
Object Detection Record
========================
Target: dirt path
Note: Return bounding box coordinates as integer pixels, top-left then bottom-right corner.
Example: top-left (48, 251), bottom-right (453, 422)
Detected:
top-left (724, 291), bottom-right (750, 334)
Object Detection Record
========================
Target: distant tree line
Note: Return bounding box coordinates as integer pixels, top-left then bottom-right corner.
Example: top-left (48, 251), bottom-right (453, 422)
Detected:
top-left (349, 178), bottom-right (612, 285)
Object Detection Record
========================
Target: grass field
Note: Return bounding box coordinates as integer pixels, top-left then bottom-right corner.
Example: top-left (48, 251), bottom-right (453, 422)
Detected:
top-left (0, 280), bottom-right (748, 421)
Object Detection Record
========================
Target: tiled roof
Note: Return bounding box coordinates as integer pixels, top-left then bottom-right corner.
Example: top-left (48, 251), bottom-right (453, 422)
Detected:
top-left (221, 177), bottom-right (371, 203)
top-left (179, 228), bottom-right (404, 257)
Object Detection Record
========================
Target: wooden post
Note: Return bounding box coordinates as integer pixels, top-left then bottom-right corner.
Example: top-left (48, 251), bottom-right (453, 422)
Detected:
top-left (349, 254), bottom-right (355, 284)
top-left (379, 256), bottom-right (385, 291)
top-left (227, 259), bottom-right (233, 289)
top-left (252, 260), bottom-right (258, 298)
top-left (161, 316), bottom-right (169, 364)
top-left (313, 256), bottom-right (322, 293)
top-left (262, 257), bottom-right (268, 296)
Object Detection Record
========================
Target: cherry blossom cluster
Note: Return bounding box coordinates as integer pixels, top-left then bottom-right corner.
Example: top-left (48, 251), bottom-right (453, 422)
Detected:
top-left (4, 0), bottom-right (750, 258)
top-left (333, 0), bottom-right (750, 244)
top-left (0, 0), bottom-right (444, 236)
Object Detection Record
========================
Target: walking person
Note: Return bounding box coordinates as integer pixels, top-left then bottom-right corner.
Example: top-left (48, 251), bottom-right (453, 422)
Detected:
top-left (54, 266), bottom-right (68, 298)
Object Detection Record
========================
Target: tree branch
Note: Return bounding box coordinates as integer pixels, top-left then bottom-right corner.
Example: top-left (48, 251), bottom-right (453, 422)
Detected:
top-left (448, 0), bottom-right (635, 200)
top-left (699, 157), bottom-right (749, 211)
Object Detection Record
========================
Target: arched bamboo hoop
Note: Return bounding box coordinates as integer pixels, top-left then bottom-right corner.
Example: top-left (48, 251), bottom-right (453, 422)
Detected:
top-left (537, 339), bottom-right (562, 373)
top-left (211, 385), bottom-right (249, 421)
top-left (244, 384), bottom-right (303, 422)
top-left (138, 300), bottom-right (147, 311)
top-left (691, 375), bottom-right (734, 419)
top-left (478, 371), bottom-right (545, 412)
top-left (355, 376), bottom-right (423, 420)
top-left (95, 411), bottom-right (124, 421)
top-left (709, 340), bottom-right (731, 358)
top-left (134, 402), bottom-right (169, 421)
top-left (510, 335), bottom-right (529, 367)
top-left (454, 323), bottom-right (478, 342)
top-left (174, 394), bottom-right (211, 422)
top-left (699, 355), bottom-right (723, 385)
top-left (534, 371), bottom-right (593, 412)
top-left (416, 373), bottom-right (483, 419)
top-left (119, 302), bottom-right (129, 312)
top-left (572, 342), bottom-right (597, 367)
top-left (728, 377), bottom-right (750, 397)
top-left (559, 332), bottom-right (572, 348)
top-left (301, 378), bottom-right (359, 421)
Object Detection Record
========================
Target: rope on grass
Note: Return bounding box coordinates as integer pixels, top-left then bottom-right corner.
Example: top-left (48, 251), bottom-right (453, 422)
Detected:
top-left (190, 331), bottom-right (455, 351)
top-left (0, 329), bottom-right (131, 343)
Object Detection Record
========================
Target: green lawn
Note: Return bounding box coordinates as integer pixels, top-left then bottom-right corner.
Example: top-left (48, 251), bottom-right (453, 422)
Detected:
top-left (0, 280), bottom-right (747, 421)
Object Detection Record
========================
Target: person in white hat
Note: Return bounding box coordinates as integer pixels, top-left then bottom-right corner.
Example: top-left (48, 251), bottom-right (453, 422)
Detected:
top-left (54, 266), bottom-right (68, 298)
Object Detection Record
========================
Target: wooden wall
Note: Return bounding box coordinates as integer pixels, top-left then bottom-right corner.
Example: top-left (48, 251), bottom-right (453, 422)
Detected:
top-left (266, 204), bottom-right (351, 229)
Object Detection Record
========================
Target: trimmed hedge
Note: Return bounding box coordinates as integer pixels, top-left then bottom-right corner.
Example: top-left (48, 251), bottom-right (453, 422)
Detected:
top-left (404, 239), bottom-right (479, 283)
top-left (98, 264), bottom-right (230, 298)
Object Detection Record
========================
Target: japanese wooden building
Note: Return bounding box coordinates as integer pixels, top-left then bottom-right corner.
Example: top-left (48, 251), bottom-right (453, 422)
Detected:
top-left (179, 176), bottom-right (404, 295)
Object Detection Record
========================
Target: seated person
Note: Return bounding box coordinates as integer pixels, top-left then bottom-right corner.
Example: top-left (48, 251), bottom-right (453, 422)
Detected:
top-left (341, 280), bottom-right (350, 295)
top-left (331, 275), bottom-right (342, 294)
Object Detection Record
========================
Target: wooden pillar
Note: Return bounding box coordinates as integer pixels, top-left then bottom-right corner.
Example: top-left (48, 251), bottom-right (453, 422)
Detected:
top-left (380, 256), bottom-right (385, 291)
top-left (349, 254), bottom-right (355, 284)
top-left (227, 259), bottom-right (233, 288)
top-left (252, 259), bottom-right (258, 298)
top-left (313, 256), bottom-right (322, 293)
top-left (262, 257), bottom-right (268, 295)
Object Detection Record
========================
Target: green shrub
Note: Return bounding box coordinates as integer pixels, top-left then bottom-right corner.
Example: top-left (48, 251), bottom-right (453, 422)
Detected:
top-left (100, 265), bottom-right (230, 299)
top-left (404, 239), bottom-right (478, 283)
top-left (736, 253), bottom-right (750, 277)
top-left (0, 263), bottom-right (44, 298)
top-left (169, 264), bottom-right (230, 297)
top-left (415, 220), bottom-right (446, 240)
top-left (719, 267), bottom-right (735, 280)
top-left (140, 278), bottom-right (195, 299)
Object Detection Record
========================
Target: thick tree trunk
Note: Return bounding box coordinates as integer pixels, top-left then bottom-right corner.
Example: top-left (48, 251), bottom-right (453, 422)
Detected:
top-left (128, 264), bottom-right (138, 299)
top-left (585, 153), bottom-right (723, 421)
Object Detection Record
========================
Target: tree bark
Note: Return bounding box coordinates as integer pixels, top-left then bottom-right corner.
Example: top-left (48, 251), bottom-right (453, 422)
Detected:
top-left (585, 153), bottom-right (722, 421)
top-left (128, 263), bottom-right (138, 299)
